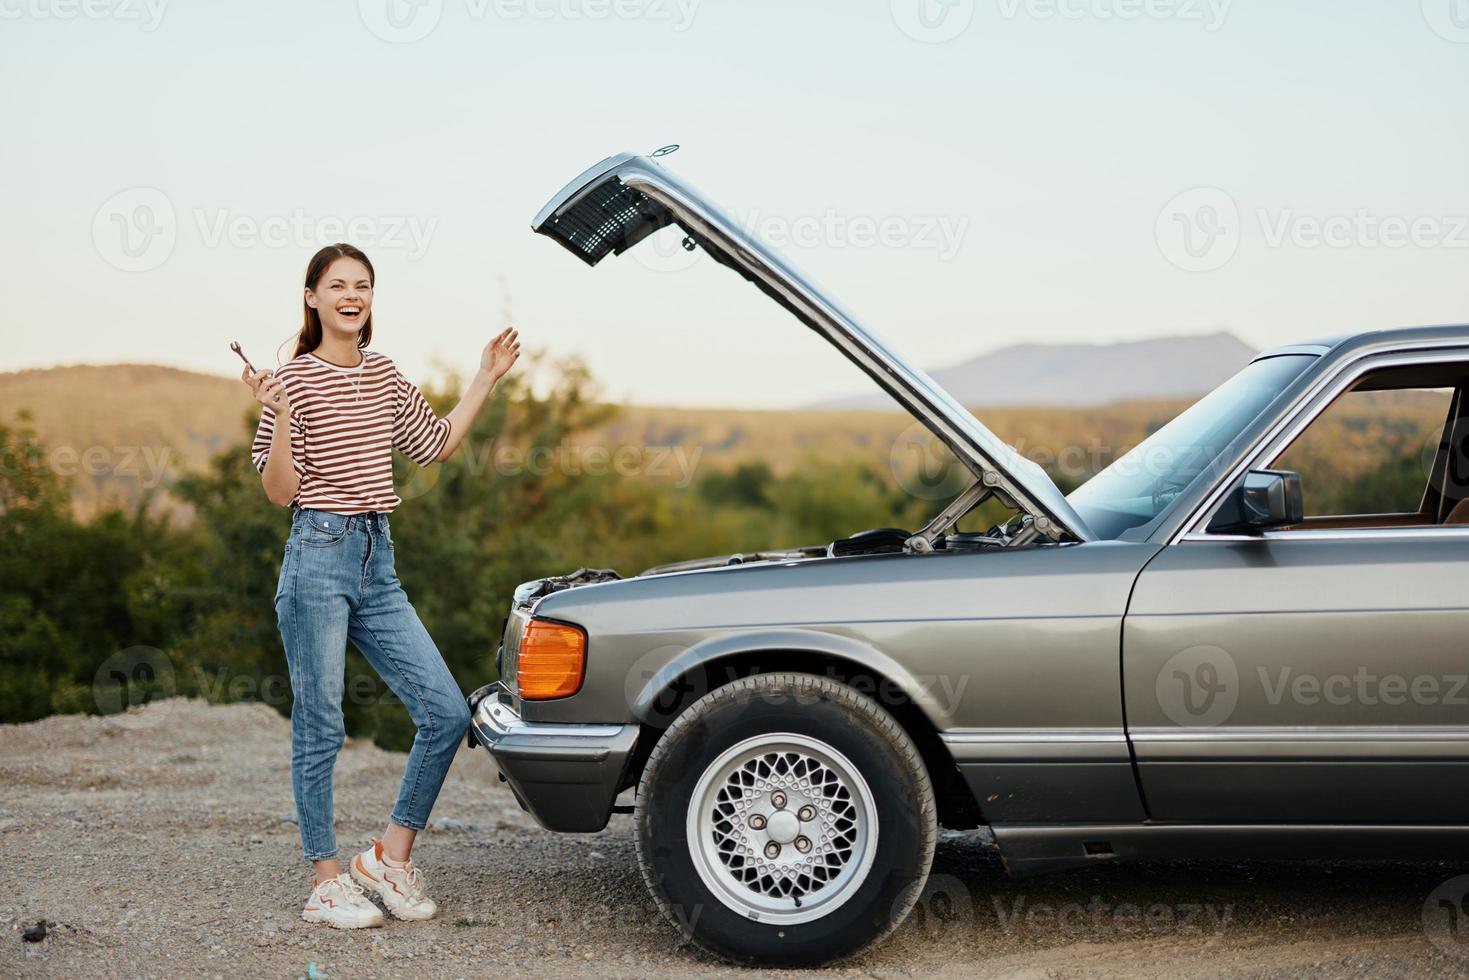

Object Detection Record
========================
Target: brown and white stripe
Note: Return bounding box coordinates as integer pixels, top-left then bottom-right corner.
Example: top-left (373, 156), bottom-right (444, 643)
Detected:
top-left (251, 350), bottom-right (450, 514)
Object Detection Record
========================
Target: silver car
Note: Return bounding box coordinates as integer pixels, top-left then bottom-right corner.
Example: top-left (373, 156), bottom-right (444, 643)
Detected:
top-left (466, 151), bottom-right (1469, 966)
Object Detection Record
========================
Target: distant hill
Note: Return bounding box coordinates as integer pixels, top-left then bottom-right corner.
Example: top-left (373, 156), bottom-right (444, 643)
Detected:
top-left (811, 332), bottom-right (1257, 409)
top-left (0, 349), bottom-right (1443, 524)
top-left (1, 362), bottom-right (1200, 517)
top-left (595, 400), bottom-right (1192, 488)
top-left (0, 364), bottom-right (252, 516)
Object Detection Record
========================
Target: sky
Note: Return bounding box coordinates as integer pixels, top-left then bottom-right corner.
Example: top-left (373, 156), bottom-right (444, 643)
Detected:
top-left (2, 0), bottom-right (1468, 408)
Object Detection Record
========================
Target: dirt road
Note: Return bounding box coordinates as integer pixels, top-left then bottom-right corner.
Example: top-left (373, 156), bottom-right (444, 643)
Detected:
top-left (3, 700), bottom-right (1466, 978)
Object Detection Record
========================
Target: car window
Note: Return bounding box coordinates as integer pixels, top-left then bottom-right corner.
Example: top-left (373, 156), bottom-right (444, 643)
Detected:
top-left (1068, 355), bottom-right (1315, 540)
top-left (1270, 382), bottom-right (1455, 520)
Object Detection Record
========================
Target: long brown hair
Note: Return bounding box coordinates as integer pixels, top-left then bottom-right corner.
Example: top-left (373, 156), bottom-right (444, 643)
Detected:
top-left (289, 243), bottom-right (375, 360)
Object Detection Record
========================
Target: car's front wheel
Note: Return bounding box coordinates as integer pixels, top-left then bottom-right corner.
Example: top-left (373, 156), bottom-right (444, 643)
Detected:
top-left (635, 672), bottom-right (937, 966)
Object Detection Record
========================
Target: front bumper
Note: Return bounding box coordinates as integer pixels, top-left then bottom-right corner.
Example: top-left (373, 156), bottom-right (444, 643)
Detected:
top-left (466, 682), bottom-right (639, 833)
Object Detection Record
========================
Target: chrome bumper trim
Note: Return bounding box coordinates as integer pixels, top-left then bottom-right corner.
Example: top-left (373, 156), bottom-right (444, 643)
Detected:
top-left (471, 684), bottom-right (625, 742)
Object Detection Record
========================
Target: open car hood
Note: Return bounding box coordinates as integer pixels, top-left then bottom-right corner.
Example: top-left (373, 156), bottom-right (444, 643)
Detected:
top-left (532, 152), bottom-right (1094, 544)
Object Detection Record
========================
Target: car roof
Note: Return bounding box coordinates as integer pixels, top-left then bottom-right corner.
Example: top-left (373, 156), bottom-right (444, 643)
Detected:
top-left (1255, 323), bottom-right (1469, 361)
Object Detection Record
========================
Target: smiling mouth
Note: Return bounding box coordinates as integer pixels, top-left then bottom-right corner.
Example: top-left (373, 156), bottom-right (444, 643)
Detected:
top-left (338, 307), bottom-right (362, 320)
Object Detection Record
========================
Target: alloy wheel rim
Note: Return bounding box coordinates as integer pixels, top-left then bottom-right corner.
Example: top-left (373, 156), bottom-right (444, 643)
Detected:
top-left (686, 732), bottom-right (878, 925)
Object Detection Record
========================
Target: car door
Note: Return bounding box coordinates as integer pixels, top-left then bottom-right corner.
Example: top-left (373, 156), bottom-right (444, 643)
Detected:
top-left (1123, 349), bottom-right (1469, 822)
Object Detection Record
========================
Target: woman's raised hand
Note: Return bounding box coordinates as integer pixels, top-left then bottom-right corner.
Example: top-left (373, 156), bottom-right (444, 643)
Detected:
top-left (481, 327), bottom-right (521, 381)
top-left (242, 365), bottom-right (292, 415)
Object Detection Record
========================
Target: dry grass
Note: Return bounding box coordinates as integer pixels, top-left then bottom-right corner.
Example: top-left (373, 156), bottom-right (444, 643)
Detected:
top-left (1, 364), bottom-right (1449, 518)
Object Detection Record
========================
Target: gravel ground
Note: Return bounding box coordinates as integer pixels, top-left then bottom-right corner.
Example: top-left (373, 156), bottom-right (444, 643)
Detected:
top-left (3, 699), bottom-right (1468, 979)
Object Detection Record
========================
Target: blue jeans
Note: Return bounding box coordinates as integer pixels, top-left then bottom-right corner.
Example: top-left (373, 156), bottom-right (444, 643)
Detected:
top-left (275, 506), bottom-right (470, 862)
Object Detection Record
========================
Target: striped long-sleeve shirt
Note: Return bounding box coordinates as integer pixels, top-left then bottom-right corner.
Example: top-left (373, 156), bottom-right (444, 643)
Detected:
top-left (250, 350), bottom-right (451, 514)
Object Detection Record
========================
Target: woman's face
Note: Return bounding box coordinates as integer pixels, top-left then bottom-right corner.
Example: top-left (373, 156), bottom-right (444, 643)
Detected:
top-left (305, 256), bottom-right (373, 341)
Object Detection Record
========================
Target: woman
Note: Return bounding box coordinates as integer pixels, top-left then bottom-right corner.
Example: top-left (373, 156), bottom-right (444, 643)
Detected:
top-left (243, 243), bottom-right (520, 929)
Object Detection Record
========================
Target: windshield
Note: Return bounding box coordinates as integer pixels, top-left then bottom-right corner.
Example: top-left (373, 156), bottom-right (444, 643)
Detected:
top-left (1067, 354), bottom-right (1315, 539)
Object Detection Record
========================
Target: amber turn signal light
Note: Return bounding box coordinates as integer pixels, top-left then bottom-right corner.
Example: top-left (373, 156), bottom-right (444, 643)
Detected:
top-left (517, 619), bottom-right (587, 700)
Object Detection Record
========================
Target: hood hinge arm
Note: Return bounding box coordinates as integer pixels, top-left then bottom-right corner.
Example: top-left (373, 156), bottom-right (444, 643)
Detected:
top-left (905, 475), bottom-right (996, 554)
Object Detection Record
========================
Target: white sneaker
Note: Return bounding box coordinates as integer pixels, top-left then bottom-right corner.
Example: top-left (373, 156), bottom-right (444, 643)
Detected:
top-left (301, 873), bottom-right (384, 929)
top-left (350, 838), bottom-right (439, 921)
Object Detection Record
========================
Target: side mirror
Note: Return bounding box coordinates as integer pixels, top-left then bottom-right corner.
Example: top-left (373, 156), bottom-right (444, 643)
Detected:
top-left (1208, 469), bottom-right (1304, 534)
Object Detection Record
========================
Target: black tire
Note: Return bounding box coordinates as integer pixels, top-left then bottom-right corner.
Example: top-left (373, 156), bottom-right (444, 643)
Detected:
top-left (634, 673), bottom-right (937, 966)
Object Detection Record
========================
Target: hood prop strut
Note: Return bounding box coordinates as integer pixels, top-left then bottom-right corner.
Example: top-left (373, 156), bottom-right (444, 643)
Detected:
top-left (906, 473), bottom-right (1009, 553)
